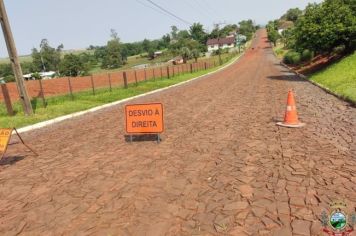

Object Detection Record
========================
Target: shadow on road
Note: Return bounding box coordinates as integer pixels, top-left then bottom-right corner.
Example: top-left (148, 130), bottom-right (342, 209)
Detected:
top-left (124, 134), bottom-right (161, 143)
top-left (267, 75), bottom-right (307, 83)
top-left (0, 156), bottom-right (25, 166)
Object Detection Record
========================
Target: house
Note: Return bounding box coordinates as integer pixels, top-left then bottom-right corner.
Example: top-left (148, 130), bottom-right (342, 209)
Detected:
top-left (170, 56), bottom-right (184, 65)
top-left (154, 51), bottom-right (162, 58)
top-left (278, 20), bottom-right (294, 35)
top-left (207, 37), bottom-right (236, 52)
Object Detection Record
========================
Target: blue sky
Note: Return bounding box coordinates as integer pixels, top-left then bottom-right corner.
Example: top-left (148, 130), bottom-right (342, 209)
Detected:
top-left (0, 0), bottom-right (322, 57)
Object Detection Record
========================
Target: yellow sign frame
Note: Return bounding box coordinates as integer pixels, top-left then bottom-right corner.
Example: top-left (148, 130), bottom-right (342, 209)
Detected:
top-left (0, 128), bottom-right (13, 159)
top-left (0, 128), bottom-right (38, 160)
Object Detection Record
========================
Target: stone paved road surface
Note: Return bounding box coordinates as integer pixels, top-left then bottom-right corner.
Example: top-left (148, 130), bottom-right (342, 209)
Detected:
top-left (1, 30), bottom-right (355, 236)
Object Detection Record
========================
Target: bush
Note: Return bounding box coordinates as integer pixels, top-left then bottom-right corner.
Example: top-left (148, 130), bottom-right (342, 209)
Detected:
top-left (283, 51), bottom-right (301, 65)
top-left (4, 75), bottom-right (15, 83)
top-left (332, 45), bottom-right (346, 55)
top-left (301, 49), bottom-right (314, 62)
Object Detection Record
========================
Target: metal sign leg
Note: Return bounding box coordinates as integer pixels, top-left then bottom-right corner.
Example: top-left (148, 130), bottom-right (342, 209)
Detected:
top-left (157, 134), bottom-right (160, 144)
top-left (13, 128), bottom-right (38, 156)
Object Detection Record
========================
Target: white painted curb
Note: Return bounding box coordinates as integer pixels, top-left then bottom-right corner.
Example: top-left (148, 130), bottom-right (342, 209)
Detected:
top-left (14, 54), bottom-right (243, 134)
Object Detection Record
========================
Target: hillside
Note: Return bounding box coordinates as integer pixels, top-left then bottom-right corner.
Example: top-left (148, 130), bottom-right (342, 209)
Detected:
top-left (308, 52), bottom-right (356, 103)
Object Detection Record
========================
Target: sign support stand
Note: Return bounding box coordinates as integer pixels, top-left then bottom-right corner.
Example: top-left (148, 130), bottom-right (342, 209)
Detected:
top-left (13, 128), bottom-right (38, 156)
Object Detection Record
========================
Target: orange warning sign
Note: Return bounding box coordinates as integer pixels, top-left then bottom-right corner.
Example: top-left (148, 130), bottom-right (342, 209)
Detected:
top-left (125, 103), bottom-right (164, 134)
top-left (0, 128), bottom-right (13, 159)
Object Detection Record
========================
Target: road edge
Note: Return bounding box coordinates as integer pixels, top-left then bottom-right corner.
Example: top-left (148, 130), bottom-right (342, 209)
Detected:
top-left (271, 45), bottom-right (355, 107)
top-left (278, 61), bottom-right (356, 107)
top-left (14, 53), bottom-right (245, 134)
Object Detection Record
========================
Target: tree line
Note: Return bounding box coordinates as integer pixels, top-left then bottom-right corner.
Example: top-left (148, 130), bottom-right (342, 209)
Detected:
top-left (267, 0), bottom-right (355, 65)
top-left (1, 20), bottom-right (257, 82)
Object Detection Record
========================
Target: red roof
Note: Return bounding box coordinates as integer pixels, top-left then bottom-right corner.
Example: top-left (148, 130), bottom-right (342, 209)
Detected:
top-left (207, 37), bottom-right (235, 46)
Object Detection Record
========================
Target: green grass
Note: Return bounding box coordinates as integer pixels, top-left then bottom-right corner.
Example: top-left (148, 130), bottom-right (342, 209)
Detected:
top-left (273, 40), bottom-right (289, 59)
top-left (309, 52), bottom-right (356, 103)
top-left (89, 53), bottom-right (173, 75)
top-left (0, 53), bottom-right (239, 128)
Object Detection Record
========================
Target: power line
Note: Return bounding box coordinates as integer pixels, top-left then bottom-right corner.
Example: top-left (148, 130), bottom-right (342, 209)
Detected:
top-left (180, 0), bottom-right (212, 21)
top-left (145, 0), bottom-right (192, 26)
top-left (135, 0), bottom-right (179, 24)
top-left (198, 0), bottom-right (224, 22)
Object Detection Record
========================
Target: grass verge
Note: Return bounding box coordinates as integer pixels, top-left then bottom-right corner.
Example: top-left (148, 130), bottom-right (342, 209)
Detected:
top-left (308, 52), bottom-right (356, 103)
top-left (1, 53), bottom-right (239, 128)
top-left (273, 41), bottom-right (289, 60)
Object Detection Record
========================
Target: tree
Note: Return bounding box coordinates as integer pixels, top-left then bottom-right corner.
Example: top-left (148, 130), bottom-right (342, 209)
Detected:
top-left (59, 54), bottom-right (88, 76)
top-left (209, 24), bottom-right (238, 39)
top-left (180, 47), bottom-right (191, 63)
top-left (169, 37), bottom-right (200, 56)
top-left (177, 30), bottom-right (190, 40)
top-left (294, 0), bottom-right (356, 53)
top-left (171, 25), bottom-right (179, 41)
top-left (101, 31), bottom-right (123, 69)
top-left (120, 46), bottom-right (129, 63)
top-left (238, 20), bottom-right (255, 40)
top-left (32, 39), bottom-right (62, 72)
top-left (268, 29), bottom-right (279, 46)
top-left (142, 39), bottom-right (151, 52)
top-left (191, 49), bottom-right (200, 62)
top-left (148, 48), bottom-right (155, 60)
top-left (162, 34), bottom-right (171, 47)
top-left (94, 46), bottom-right (107, 61)
top-left (266, 21), bottom-right (280, 46)
top-left (280, 28), bottom-right (295, 48)
top-left (189, 23), bottom-right (207, 45)
top-left (282, 8), bottom-right (303, 22)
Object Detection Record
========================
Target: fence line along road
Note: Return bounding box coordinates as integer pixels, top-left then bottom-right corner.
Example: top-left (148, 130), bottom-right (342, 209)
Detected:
top-left (0, 55), bottom-right (236, 115)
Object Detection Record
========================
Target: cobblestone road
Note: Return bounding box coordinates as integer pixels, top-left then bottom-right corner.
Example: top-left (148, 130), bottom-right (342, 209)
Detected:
top-left (1, 30), bottom-right (355, 235)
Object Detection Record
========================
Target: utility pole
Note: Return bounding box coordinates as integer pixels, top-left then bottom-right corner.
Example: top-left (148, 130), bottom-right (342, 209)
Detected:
top-left (0, 0), bottom-right (33, 115)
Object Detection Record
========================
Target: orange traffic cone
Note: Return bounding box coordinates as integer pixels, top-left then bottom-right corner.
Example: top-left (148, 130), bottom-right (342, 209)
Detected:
top-left (276, 90), bottom-right (305, 128)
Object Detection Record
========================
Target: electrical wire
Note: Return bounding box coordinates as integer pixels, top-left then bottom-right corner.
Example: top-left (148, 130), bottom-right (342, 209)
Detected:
top-left (180, 0), bottom-right (212, 21)
top-left (135, 0), bottom-right (180, 24)
top-left (144, 0), bottom-right (192, 26)
top-left (197, 0), bottom-right (224, 22)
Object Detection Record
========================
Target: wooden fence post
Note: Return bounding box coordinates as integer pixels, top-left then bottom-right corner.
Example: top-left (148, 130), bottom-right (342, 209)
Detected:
top-left (67, 77), bottom-right (74, 100)
top-left (108, 73), bottom-right (112, 92)
top-left (0, 83), bottom-right (14, 116)
top-left (167, 66), bottom-right (170, 79)
top-left (190, 63), bottom-right (193, 73)
top-left (90, 75), bottom-right (95, 95)
top-left (153, 68), bottom-right (156, 81)
top-left (123, 71), bottom-right (128, 89)
top-left (134, 70), bottom-right (138, 86)
top-left (172, 66), bottom-right (175, 77)
top-left (38, 79), bottom-right (46, 107)
top-left (204, 62), bottom-right (207, 70)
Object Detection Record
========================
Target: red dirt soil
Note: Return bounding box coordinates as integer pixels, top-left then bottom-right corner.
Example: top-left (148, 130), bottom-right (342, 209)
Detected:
top-left (0, 29), bottom-right (355, 235)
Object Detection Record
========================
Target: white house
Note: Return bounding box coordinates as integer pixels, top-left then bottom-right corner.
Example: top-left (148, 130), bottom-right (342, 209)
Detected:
top-left (207, 37), bottom-right (236, 53)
